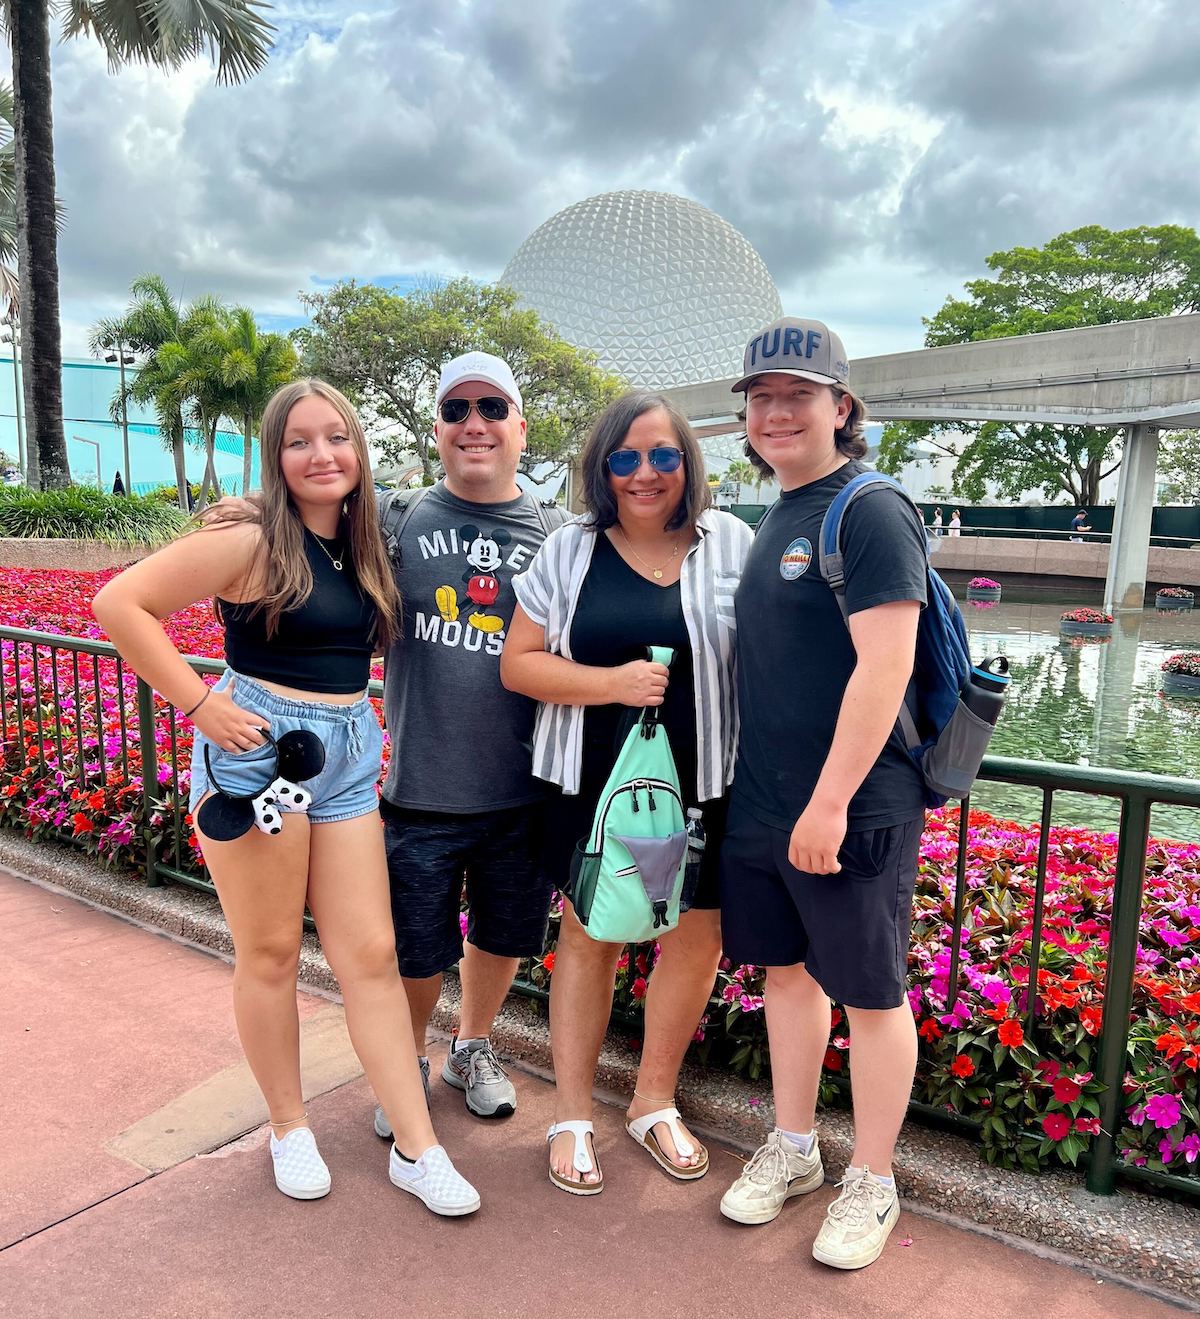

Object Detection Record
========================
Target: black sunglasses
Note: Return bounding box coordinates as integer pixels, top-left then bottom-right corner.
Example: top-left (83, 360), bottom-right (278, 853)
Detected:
top-left (605, 446), bottom-right (685, 477)
top-left (438, 396), bottom-right (512, 424)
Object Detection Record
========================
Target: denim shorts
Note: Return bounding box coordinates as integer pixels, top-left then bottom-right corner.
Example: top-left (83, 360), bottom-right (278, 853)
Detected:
top-left (188, 671), bottom-right (384, 825)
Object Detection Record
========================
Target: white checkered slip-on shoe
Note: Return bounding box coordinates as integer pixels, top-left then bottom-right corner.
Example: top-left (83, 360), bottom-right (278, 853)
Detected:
top-left (270, 1127), bottom-right (331, 1200)
top-left (389, 1143), bottom-right (480, 1217)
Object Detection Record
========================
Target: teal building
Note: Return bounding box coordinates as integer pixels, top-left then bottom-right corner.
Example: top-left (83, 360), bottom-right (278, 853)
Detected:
top-left (0, 356), bottom-right (257, 494)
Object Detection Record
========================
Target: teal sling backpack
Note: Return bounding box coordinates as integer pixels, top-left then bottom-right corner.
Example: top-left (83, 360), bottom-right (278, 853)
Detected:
top-left (569, 647), bottom-right (689, 943)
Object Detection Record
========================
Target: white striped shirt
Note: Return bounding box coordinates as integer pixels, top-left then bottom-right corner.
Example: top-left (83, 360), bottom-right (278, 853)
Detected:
top-left (512, 509), bottom-right (753, 799)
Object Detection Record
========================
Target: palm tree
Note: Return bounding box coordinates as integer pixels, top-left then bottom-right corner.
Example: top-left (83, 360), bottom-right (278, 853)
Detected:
top-left (5, 0), bottom-right (274, 490)
top-left (725, 459), bottom-right (759, 500)
top-left (214, 307), bottom-right (299, 495)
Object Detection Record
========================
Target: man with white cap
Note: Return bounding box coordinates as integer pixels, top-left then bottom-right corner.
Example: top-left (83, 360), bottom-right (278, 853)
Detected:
top-left (717, 317), bottom-right (928, 1270)
top-left (372, 351), bottom-right (567, 1135)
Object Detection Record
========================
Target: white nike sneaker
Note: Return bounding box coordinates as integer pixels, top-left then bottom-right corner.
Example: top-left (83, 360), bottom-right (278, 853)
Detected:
top-left (812, 1166), bottom-right (900, 1270)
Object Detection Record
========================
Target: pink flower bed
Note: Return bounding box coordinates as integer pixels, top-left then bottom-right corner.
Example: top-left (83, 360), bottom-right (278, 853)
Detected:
top-left (2, 568), bottom-right (1198, 1179)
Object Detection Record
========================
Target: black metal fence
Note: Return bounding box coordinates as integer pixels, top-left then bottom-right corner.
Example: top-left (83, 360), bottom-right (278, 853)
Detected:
top-left (3, 623), bottom-right (1198, 1200)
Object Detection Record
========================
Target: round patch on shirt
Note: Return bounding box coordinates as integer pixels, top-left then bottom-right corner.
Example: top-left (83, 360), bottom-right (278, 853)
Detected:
top-left (779, 537), bottom-right (813, 580)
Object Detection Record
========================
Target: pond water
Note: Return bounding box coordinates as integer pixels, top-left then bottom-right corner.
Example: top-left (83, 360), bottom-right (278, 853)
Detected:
top-left (961, 599), bottom-right (1200, 841)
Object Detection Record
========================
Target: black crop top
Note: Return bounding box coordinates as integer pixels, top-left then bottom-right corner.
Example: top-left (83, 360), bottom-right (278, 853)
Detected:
top-left (219, 529), bottom-right (378, 693)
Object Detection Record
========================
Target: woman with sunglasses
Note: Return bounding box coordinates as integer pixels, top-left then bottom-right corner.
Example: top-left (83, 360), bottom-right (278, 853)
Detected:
top-left (502, 390), bottom-right (752, 1194)
top-left (93, 380), bottom-right (480, 1215)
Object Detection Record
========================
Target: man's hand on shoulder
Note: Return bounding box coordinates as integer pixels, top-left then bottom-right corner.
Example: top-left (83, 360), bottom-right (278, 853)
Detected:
top-left (199, 493), bottom-right (262, 526)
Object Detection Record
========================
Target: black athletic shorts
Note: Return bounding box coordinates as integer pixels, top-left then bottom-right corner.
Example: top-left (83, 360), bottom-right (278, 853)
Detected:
top-left (719, 801), bottom-right (923, 1009)
top-left (381, 799), bottom-right (554, 979)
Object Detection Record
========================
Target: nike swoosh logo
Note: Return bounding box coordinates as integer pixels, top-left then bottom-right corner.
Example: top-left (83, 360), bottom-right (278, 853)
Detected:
top-left (876, 1209), bottom-right (893, 1226)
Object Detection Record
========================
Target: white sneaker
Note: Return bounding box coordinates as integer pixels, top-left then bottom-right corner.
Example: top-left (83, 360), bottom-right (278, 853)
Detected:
top-left (812, 1166), bottom-right (900, 1270)
top-left (270, 1127), bottom-right (331, 1200)
top-left (720, 1129), bottom-right (824, 1225)
top-left (388, 1143), bottom-right (480, 1217)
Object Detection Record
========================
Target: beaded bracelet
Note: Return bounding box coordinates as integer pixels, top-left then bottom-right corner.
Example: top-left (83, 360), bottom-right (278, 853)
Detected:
top-left (182, 689), bottom-right (211, 720)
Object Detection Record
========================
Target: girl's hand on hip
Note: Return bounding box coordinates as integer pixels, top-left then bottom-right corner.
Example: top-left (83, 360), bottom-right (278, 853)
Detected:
top-left (192, 680), bottom-right (270, 752)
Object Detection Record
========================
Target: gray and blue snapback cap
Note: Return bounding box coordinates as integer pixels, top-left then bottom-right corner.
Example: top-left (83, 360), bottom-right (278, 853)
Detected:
top-left (732, 316), bottom-right (850, 392)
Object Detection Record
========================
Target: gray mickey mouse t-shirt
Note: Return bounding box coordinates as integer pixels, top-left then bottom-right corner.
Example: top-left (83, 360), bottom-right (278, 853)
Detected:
top-left (380, 480), bottom-right (555, 813)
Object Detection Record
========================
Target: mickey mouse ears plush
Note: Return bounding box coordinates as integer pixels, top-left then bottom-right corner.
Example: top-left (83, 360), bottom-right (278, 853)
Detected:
top-left (197, 729), bottom-right (325, 842)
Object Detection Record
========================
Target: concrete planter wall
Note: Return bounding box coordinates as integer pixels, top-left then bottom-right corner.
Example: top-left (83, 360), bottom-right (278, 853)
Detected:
top-left (1060, 619), bottom-right (1113, 638)
top-left (1163, 672), bottom-right (1200, 697)
top-left (1156, 593), bottom-right (1195, 611)
top-left (967, 586), bottom-right (1002, 602)
top-left (0, 538), bottom-right (155, 572)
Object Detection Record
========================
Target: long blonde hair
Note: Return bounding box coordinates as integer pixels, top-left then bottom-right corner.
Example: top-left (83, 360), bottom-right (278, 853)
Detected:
top-left (247, 378), bottom-right (400, 645)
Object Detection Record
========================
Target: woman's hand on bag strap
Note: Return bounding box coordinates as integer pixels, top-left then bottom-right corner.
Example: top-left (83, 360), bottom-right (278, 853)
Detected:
top-left (608, 659), bottom-right (670, 708)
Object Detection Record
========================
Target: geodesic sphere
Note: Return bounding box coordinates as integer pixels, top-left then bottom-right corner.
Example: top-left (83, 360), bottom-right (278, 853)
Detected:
top-left (501, 190), bottom-right (782, 390)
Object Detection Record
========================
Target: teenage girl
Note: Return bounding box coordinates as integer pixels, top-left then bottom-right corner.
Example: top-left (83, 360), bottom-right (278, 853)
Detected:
top-left (94, 379), bottom-right (479, 1215)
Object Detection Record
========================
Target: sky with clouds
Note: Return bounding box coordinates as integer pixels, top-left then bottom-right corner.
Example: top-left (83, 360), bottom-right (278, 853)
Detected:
top-left (21, 0), bottom-right (1200, 365)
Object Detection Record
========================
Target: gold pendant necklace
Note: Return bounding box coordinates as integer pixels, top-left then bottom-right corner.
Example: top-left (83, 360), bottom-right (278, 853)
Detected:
top-left (618, 526), bottom-right (680, 580)
top-left (312, 532), bottom-right (344, 571)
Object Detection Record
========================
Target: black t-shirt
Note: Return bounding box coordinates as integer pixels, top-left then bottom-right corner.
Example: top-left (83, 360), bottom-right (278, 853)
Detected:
top-left (569, 532), bottom-right (699, 804)
top-left (733, 460), bottom-right (929, 831)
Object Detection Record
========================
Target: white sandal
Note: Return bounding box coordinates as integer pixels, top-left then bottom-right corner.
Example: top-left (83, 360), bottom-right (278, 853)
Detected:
top-left (625, 1106), bottom-right (709, 1181)
top-left (546, 1120), bottom-right (604, 1196)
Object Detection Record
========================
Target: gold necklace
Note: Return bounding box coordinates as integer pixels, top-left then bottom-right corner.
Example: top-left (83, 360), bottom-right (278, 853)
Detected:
top-left (311, 531), bottom-right (344, 572)
top-left (617, 526), bottom-right (681, 580)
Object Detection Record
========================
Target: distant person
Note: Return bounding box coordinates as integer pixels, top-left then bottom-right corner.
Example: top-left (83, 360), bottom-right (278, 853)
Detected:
top-left (112, 470), bottom-right (126, 497)
top-left (948, 509), bottom-right (961, 537)
top-left (930, 507), bottom-right (943, 538)
top-left (1070, 509), bottom-right (1091, 542)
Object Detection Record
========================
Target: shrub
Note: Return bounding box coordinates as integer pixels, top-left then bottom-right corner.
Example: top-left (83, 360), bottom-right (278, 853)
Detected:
top-left (1060, 606), bottom-right (1113, 624)
top-left (0, 487), bottom-right (186, 544)
top-left (1163, 653), bottom-right (1200, 677)
top-left (969, 577), bottom-right (1001, 589)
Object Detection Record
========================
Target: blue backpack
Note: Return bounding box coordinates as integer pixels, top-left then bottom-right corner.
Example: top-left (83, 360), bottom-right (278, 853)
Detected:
top-left (817, 471), bottom-right (1009, 807)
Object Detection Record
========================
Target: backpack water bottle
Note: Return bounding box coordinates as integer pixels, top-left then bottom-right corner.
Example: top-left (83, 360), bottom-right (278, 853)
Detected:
top-left (681, 807), bottom-right (706, 913)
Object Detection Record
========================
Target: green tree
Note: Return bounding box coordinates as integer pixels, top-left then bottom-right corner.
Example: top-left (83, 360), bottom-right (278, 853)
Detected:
top-left (724, 458), bottom-right (759, 499)
top-left (212, 307), bottom-right (299, 495)
top-left (5, 0), bottom-right (274, 491)
top-left (1157, 430), bottom-right (1200, 504)
top-left (877, 225), bottom-right (1200, 504)
top-left (295, 278), bottom-right (625, 481)
top-left (92, 275), bottom-right (196, 509)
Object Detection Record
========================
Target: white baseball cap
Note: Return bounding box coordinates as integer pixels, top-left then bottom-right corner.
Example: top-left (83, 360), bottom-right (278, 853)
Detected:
top-left (435, 351), bottom-right (523, 413)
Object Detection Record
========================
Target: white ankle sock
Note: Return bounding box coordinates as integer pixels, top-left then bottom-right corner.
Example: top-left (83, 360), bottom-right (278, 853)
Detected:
top-left (454, 1036), bottom-right (484, 1053)
top-left (778, 1127), bottom-right (816, 1156)
top-left (847, 1163), bottom-right (895, 1191)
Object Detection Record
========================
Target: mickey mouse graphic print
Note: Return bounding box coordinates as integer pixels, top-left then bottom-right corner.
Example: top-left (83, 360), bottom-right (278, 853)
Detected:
top-left (381, 480), bottom-right (567, 813)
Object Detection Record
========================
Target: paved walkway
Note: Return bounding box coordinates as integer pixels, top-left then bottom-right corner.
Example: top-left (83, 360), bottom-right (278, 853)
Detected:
top-left (1, 868), bottom-right (1186, 1318)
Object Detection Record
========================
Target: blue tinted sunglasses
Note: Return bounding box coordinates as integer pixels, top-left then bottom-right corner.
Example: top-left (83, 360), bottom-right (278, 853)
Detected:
top-left (605, 446), bottom-right (684, 477)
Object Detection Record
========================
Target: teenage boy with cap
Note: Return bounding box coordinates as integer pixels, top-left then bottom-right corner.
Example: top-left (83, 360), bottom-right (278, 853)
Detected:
top-left (372, 350), bottom-right (567, 1135)
top-left (717, 318), bottom-right (928, 1270)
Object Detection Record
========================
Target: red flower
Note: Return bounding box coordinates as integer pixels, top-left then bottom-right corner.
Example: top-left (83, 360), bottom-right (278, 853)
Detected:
top-left (918, 1019), bottom-right (943, 1042)
top-left (87, 789), bottom-right (107, 810)
top-left (1041, 1113), bottom-right (1071, 1141)
top-left (71, 812), bottom-right (95, 835)
top-left (1052, 1077), bottom-right (1082, 1103)
top-left (1074, 1117), bottom-right (1101, 1135)
top-left (823, 1047), bottom-right (843, 1072)
top-left (997, 1020), bottom-right (1024, 1049)
top-left (984, 1001), bottom-right (1009, 1021)
top-left (950, 1055), bottom-right (975, 1078)
top-left (1156, 1030), bottom-right (1185, 1059)
top-left (541, 951), bottom-right (556, 974)
top-left (1080, 1005), bottom-right (1104, 1037)
top-left (631, 976), bottom-right (648, 1000)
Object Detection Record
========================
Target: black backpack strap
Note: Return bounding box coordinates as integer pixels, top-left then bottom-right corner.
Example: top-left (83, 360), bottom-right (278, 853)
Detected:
top-left (533, 498), bottom-right (571, 536)
top-left (378, 485), bottom-right (432, 565)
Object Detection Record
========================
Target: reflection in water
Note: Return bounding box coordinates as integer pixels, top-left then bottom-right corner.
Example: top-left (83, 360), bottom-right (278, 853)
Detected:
top-left (961, 601), bottom-right (1200, 841)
